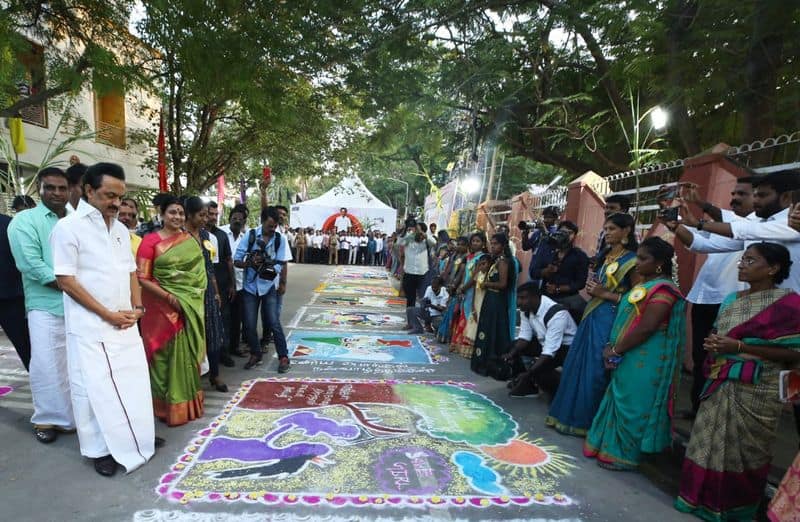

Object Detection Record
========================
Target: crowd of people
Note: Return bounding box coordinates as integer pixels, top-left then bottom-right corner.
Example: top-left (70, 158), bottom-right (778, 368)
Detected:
top-left (0, 163), bottom-right (295, 477)
top-left (4, 160), bottom-right (800, 519)
top-left (396, 167), bottom-right (800, 521)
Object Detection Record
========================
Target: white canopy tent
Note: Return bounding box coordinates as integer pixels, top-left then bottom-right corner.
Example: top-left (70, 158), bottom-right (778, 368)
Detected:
top-left (289, 175), bottom-right (398, 233)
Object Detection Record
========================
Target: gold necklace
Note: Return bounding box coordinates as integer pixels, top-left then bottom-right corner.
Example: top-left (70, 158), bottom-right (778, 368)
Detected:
top-left (604, 247), bottom-right (625, 264)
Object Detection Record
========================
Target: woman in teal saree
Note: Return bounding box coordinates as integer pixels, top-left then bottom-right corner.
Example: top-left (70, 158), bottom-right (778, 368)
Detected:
top-left (546, 213), bottom-right (638, 436)
top-left (584, 237), bottom-right (686, 470)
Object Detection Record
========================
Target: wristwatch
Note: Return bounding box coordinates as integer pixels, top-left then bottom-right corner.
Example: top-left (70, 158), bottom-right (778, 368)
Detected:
top-left (134, 305), bottom-right (146, 313)
top-left (697, 219), bottom-right (707, 231)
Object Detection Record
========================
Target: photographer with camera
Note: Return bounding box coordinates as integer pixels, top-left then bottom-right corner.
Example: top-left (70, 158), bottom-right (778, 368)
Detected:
top-left (540, 221), bottom-right (589, 323)
top-left (399, 217), bottom-right (436, 333)
top-left (520, 206), bottom-right (559, 287)
top-left (234, 206), bottom-right (291, 373)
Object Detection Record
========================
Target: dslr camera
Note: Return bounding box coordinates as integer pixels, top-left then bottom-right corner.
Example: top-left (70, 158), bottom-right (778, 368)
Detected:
top-left (545, 230), bottom-right (572, 250)
top-left (246, 238), bottom-right (279, 281)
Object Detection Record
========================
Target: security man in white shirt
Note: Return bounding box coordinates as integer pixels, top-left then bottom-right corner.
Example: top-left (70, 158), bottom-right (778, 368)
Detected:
top-left (503, 282), bottom-right (577, 400)
top-left (663, 177), bottom-right (753, 415)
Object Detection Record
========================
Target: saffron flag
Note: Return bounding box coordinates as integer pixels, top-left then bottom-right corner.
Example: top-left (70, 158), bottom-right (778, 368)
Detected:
top-left (157, 113), bottom-right (167, 192)
top-left (217, 174), bottom-right (225, 207)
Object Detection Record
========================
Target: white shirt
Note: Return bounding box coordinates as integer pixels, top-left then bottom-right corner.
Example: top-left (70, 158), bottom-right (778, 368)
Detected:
top-left (220, 224), bottom-right (249, 291)
top-left (359, 236), bottom-right (368, 247)
top-left (518, 296), bottom-right (577, 357)
top-left (51, 199), bottom-right (139, 343)
top-left (686, 209), bottom-right (747, 304)
top-left (334, 215), bottom-right (351, 232)
top-left (375, 237), bottom-right (383, 252)
top-left (423, 286), bottom-right (449, 316)
top-left (400, 231), bottom-right (436, 275)
top-left (690, 208), bottom-right (800, 292)
top-left (285, 230), bottom-right (296, 247)
top-left (311, 234), bottom-right (323, 248)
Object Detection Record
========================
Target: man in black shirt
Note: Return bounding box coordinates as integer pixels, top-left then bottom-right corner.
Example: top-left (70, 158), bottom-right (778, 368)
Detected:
top-left (520, 205), bottom-right (559, 287)
top-left (207, 201), bottom-right (236, 367)
top-left (540, 221), bottom-right (589, 323)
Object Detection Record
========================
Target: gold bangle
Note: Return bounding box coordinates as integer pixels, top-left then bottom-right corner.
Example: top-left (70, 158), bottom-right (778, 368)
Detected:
top-left (737, 340), bottom-right (743, 353)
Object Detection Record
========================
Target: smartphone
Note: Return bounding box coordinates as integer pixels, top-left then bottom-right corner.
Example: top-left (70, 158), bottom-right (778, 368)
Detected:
top-left (659, 207), bottom-right (679, 221)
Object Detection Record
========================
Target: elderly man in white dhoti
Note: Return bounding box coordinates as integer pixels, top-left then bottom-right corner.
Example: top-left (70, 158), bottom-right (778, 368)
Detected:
top-left (51, 163), bottom-right (156, 477)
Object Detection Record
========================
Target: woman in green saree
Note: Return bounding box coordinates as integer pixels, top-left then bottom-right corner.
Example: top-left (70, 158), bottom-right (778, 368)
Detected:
top-left (676, 242), bottom-right (800, 521)
top-left (584, 237), bottom-right (686, 470)
top-left (137, 196), bottom-right (207, 427)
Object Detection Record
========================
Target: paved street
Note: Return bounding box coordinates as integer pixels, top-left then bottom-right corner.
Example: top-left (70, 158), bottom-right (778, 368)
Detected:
top-left (0, 263), bottom-right (693, 522)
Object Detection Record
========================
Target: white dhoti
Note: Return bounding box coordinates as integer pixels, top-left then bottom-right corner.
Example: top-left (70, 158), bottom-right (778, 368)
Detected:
top-left (28, 310), bottom-right (74, 429)
top-left (66, 333), bottom-right (155, 473)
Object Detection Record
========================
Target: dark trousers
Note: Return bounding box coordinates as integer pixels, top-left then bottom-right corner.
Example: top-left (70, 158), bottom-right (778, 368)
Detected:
top-left (357, 247), bottom-right (367, 264)
top-left (218, 287), bottom-right (232, 356)
top-left (242, 288), bottom-right (287, 358)
top-left (338, 249), bottom-right (348, 264)
top-left (402, 273), bottom-right (425, 307)
top-left (513, 340), bottom-right (569, 397)
top-left (227, 290), bottom-right (244, 354)
top-left (0, 296), bottom-right (30, 371)
top-left (690, 302), bottom-right (720, 413)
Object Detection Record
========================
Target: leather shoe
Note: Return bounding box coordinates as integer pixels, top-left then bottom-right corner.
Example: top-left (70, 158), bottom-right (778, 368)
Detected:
top-left (94, 455), bottom-right (118, 477)
top-left (244, 355), bottom-right (262, 370)
top-left (220, 356), bottom-right (235, 368)
top-left (34, 426), bottom-right (57, 444)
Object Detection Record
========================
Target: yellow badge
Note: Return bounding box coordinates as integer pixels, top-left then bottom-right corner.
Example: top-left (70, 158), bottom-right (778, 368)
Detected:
top-left (605, 261), bottom-right (619, 277)
top-left (628, 285), bottom-right (647, 314)
top-left (628, 286), bottom-right (647, 304)
top-left (202, 239), bottom-right (216, 257)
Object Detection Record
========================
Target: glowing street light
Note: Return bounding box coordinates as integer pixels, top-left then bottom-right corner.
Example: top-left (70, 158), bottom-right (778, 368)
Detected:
top-left (651, 106), bottom-right (668, 131)
top-left (462, 177), bottom-right (481, 194)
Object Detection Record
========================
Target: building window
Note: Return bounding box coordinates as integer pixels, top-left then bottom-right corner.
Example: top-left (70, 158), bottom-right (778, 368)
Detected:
top-left (94, 90), bottom-right (126, 149)
top-left (16, 42), bottom-right (48, 128)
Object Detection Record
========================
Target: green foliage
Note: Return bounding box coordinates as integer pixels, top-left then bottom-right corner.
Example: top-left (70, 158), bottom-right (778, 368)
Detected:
top-left (0, 1), bottom-right (149, 117)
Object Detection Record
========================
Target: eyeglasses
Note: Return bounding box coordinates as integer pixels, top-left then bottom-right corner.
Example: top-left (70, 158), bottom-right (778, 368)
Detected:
top-left (737, 256), bottom-right (758, 266)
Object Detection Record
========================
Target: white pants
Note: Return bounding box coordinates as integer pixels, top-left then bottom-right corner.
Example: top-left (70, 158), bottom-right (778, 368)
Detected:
top-left (28, 310), bottom-right (74, 429)
top-left (66, 333), bottom-right (155, 473)
top-left (349, 248), bottom-right (357, 264)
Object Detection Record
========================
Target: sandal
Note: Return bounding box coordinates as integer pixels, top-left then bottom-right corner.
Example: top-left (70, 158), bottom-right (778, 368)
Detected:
top-left (34, 426), bottom-right (57, 444)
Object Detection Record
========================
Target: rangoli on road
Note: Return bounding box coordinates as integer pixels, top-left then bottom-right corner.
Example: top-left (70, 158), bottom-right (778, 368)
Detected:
top-left (287, 330), bottom-right (434, 364)
top-left (157, 378), bottom-right (576, 508)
